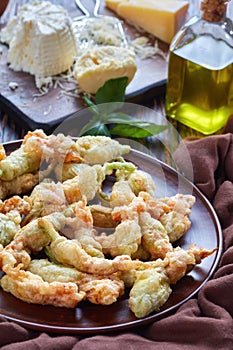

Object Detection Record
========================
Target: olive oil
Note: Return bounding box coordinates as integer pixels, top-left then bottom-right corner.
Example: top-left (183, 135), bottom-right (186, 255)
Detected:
top-left (165, 0), bottom-right (233, 134)
top-left (166, 42), bottom-right (233, 134)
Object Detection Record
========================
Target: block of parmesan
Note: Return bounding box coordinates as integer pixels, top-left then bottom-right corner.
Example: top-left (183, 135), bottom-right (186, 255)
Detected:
top-left (74, 46), bottom-right (137, 94)
top-left (105, 0), bottom-right (189, 44)
top-left (105, 0), bottom-right (122, 12)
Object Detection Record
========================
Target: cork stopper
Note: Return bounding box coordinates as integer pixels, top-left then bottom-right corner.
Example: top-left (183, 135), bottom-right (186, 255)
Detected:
top-left (201, 0), bottom-right (229, 22)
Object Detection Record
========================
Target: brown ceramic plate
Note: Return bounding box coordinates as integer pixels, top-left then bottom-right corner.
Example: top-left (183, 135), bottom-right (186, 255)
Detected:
top-left (0, 140), bottom-right (222, 334)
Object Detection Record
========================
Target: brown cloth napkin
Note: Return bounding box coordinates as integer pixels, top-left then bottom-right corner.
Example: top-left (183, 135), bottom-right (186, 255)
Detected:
top-left (0, 132), bottom-right (232, 349)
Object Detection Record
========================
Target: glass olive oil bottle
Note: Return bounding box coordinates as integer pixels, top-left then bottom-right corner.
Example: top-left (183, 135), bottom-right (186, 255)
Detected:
top-left (165, 0), bottom-right (233, 134)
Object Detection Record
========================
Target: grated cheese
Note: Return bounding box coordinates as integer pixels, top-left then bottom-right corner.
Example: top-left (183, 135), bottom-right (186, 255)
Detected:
top-left (8, 82), bottom-right (18, 90)
top-left (43, 105), bottom-right (52, 116)
top-left (131, 36), bottom-right (168, 60)
top-left (72, 17), bottom-right (125, 48)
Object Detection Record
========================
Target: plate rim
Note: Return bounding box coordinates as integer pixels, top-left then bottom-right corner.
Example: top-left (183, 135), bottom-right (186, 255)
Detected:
top-left (0, 141), bottom-right (223, 334)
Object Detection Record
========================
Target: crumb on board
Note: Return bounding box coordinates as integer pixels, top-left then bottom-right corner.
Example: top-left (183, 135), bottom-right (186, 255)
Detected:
top-left (8, 82), bottom-right (18, 90)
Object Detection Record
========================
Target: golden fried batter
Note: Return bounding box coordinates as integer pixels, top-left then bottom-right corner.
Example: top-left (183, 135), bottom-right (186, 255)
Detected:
top-left (28, 259), bottom-right (124, 305)
top-left (0, 210), bottom-right (21, 247)
top-left (129, 267), bottom-right (171, 318)
top-left (139, 212), bottom-right (173, 259)
top-left (97, 197), bottom-right (146, 257)
top-left (1, 269), bottom-right (85, 308)
top-left (0, 131), bottom-right (217, 319)
top-left (76, 136), bottom-right (131, 164)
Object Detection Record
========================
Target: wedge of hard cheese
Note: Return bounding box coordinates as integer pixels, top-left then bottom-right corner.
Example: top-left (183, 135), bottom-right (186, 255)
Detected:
top-left (105, 0), bottom-right (189, 44)
top-left (105, 0), bottom-right (122, 12)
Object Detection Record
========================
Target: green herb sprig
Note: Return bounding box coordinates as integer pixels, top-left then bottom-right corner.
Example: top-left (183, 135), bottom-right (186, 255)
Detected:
top-left (79, 77), bottom-right (169, 138)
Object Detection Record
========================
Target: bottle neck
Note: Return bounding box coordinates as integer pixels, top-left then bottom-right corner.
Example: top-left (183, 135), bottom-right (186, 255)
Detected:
top-left (200, 0), bottom-right (229, 22)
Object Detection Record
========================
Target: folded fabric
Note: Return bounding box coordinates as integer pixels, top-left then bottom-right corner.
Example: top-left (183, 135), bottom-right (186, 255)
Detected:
top-left (0, 130), bottom-right (232, 350)
top-left (173, 133), bottom-right (233, 202)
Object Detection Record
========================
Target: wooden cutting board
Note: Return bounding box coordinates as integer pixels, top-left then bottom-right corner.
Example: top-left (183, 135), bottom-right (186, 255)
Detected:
top-left (0, 0), bottom-right (170, 131)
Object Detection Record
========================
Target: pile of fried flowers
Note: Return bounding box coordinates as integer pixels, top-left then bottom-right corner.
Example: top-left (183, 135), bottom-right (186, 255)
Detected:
top-left (0, 130), bottom-right (215, 318)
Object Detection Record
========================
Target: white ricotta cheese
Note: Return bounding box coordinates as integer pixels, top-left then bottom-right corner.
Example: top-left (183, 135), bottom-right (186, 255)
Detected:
top-left (0, 1), bottom-right (78, 87)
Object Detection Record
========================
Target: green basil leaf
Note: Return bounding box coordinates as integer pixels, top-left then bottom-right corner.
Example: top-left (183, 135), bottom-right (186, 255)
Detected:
top-left (110, 123), bottom-right (169, 138)
top-left (95, 103), bottom-right (123, 117)
top-left (95, 77), bottom-right (128, 104)
top-left (79, 122), bottom-right (111, 137)
top-left (78, 117), bottom-right (99, 136)
top-left (83, 93), bottom-right (94, 107)
top-left (105, 112), bottom-right (136, 124)
top-left (80, 78), bottom-right (170, 139)
top-left (83, 94), bottom-right (100, 115)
